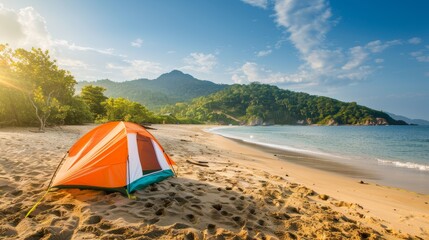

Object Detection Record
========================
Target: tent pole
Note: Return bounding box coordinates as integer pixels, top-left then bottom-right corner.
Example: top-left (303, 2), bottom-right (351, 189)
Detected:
top-left (47, 151), bottom-right (68, 189)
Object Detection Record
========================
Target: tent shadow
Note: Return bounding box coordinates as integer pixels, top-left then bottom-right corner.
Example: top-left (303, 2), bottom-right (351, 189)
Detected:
top-left (65, 176), bottom-right (282, 239)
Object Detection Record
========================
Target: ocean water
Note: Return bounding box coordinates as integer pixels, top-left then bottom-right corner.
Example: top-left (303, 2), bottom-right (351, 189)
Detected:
top-left (208, 125), bottom-right (429, 193)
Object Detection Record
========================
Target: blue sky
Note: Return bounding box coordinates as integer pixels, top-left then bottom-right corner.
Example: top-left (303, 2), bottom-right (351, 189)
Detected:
top-left (1, 0), bottom-right (428, 120)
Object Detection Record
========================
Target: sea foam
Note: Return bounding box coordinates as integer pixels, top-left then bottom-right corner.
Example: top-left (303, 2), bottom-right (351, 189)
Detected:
top-left (377, 159), bottom-right (429, 171)
top-left (208, 127), bottom-right (339, 158)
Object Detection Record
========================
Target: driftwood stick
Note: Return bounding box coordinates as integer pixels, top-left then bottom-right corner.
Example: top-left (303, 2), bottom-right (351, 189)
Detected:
top-left (186, 160), bottom-right (209, 167)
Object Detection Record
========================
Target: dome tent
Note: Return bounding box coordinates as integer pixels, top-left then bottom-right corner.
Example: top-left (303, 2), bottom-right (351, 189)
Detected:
top-left (51, 121), bottom-right (176, 194)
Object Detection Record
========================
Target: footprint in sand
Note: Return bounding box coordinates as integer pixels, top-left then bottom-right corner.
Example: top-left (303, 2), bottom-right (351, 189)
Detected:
top-left (162, 199), bottom-right (172, 207)
top-left (212, 204), bottom-right (222, 211)
top-left (155, 208), bottom-right (165, 216)
top-left (232, 216), bottom-right (242, 224)
top-left (220, 210), bottom-right (229, 216)
top-left (171, 223), bottom-right (190, 229)
top-left (186, 214), bottom-right (197, 223)
top-left (236, 205), bottom-right (244, 211)
top-left (85, 215), bottom-right (101, 224)
top-left (99, 221), bottom-right (112, 230)
top-left (207, 223), bottom-right (216, 234)
top-left (144, 202), bottom-right (154, 208)
top-left (9, 190), bottom-right (23, 197)
top-left (174, 197), bottom-right (188, 206)
top-left (191, 204), bottom-right (202, 210)
top-left (107, 227), bottom-right (126, 235)
top-left (249, 208), bottom-right (256, 215)
top-left (147, 217), bottom-right (160, 224)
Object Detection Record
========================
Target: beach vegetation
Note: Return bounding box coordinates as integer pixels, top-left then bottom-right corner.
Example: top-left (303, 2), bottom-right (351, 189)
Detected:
top-left (0, 45), bottom-right (175, 129)
top-left (160, 83), bottom-right (406, 126)
top-left (80, 85), bottom-right (108, 120)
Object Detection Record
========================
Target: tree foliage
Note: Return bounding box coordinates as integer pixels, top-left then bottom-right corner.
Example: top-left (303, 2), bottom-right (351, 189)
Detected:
top-left (0, 45), bottom-right (91, 129)
top-left (99, 97), bottom-right (154, 123)
top-left (80, 85), bottom-right (108, 120)
top-left (161, 83), bottom-right (407, 126)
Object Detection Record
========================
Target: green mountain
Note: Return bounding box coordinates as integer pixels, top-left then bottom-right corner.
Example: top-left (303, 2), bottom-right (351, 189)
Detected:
top-left (76, 70), bottom-right (227, 110)
top-left (161, 83), bottom-right (407, 126)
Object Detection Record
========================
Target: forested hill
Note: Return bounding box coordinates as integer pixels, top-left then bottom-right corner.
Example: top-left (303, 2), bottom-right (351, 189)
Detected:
top-left (76, 70), bottom-right (227, 110)
top-left (161, 83), bottom-right (407, 126)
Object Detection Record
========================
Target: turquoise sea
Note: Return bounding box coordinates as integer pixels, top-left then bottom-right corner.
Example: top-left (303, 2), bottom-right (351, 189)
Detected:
top-left (208, 125), bottom-right (429, 194)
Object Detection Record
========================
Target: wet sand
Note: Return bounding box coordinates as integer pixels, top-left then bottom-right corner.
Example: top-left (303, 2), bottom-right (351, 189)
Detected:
top-left (0, 124), bottom-right (428, 239)
top-left (227, 137), bottom-right (377, 179)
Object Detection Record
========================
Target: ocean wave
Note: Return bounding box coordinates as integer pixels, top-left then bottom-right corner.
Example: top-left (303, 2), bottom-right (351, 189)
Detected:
top-left (377, 159), bottom-right (429, 171)
top-left (209, 128), bottom-right (340, 158)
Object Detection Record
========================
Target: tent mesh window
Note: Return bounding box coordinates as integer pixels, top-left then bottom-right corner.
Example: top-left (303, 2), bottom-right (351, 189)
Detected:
top-left (136, 134), bottom-right (162, 175)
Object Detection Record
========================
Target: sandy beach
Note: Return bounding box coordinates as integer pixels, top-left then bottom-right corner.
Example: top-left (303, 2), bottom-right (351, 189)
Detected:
top-left (1, 124), bottom-right (428, 239)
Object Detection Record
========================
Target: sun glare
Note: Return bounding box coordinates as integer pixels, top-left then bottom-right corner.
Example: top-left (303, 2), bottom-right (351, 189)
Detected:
top-left (0, 76), bottom-right (26, 92)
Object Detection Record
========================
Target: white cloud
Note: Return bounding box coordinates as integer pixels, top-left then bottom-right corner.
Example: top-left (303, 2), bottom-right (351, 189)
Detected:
top-left (375, 58), bottom-right (384, 64)
top-left (241, 0), bottom-right (268, 9)
top-left (182, 52), bottom-right (217, 73)
top-left (243, 0), bottom-right (406, 86)
top-left (408, 37), bottom-right (422, 45)
top-left (0, 4), bottom-right (126, 60)
top-left (410, 50), bottom-right (429, 62)
top-left (274, 0), bottom-right (332, 56)
top-left (53, 39), bottom-right (125, 57)
top-left (365, 40), bottom-right (402, 53)
top-left (57, 58), bottom-right (89, 70)
top-left (0, 4), bottom-right (164, 81)
top-left (342, 46), bottom-right (368, 70)
top-left (304, 49), bottom-right (342, 70)
top-left (410, 51), bottom-right (422, 57)
top-left (416, 56), bottom-right (429, 62)
top-left (0, 5), bottom-right (52, 49)
top-left (131, 38), bottom-right (143, 48)
top-left (337, 66), bottom-right (372, 80)
top-left (107, 60), bottom-right (163, 79)
top-left (232, 62), bottom-right (309, 84)
top-left (256, 49), bottom-right (272, 57)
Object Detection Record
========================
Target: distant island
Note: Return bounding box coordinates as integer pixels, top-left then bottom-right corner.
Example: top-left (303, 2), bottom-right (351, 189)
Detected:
top-left (78, 70), bottom-right (407, 126)
top-left (387, 112), bottom-right (429, 126)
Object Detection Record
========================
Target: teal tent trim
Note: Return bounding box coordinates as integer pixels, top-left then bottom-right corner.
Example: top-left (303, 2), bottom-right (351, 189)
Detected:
top-left (128, 169), bottom-right (174, 192)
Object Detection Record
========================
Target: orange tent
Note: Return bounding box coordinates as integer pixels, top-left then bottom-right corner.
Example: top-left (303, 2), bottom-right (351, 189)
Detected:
top-left (51, 121), bottom-right (175, 193)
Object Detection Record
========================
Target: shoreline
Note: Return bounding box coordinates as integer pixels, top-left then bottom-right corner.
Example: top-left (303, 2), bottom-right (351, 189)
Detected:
top-left (195, 125), bottom-right (429, 237)
top-left (208, 126), bottom-right (429, 195)
top-left (1, 124), bottom-right (428, 239)
top-left (226, 137), bottom-right (378, 179)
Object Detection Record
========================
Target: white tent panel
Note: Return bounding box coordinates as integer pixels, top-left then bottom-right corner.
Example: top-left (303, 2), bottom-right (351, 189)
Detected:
top-left (152, 139), bottom-right (170, 170)
top-left (127, 133), bottom-right (143, 184)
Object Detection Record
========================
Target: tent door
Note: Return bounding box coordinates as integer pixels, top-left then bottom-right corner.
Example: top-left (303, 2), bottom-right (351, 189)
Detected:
top-left (136, 134), bottom-right (162, 175)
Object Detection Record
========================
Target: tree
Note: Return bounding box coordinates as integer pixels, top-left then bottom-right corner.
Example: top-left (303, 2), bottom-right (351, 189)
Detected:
top-left (0, 44), bottom-right (26, 126)
top-left (28, 86), bottom-right (62, 131)
top-left (80, 85), bottom-right (108, 120)
top-left (14, 48), bottom-right (76, 131)
top-left (101, 97), bottom-right (153, 123)
top-left (0, 46), bottom-right (77, 130)
top-left (63, 96), bottom-right (93, 125)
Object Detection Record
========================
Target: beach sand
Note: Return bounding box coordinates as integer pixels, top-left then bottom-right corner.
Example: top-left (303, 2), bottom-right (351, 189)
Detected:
top-left (0, 124), bottom-right (428, 239)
